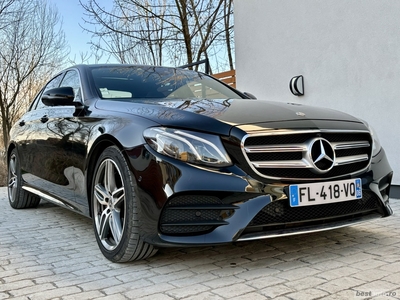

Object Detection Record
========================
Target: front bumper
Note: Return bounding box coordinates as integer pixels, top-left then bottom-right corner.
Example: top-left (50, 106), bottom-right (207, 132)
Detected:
top-left (127, 146), bottom-right (393, 248)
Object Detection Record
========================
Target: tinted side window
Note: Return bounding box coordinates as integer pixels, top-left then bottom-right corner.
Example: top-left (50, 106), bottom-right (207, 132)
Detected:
top-left (33, 73), bottom-right (63, 110)
top-left (59, 70), bottom-right (81, 101)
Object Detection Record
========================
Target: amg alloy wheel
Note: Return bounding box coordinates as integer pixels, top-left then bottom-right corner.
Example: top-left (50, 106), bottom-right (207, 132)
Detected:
top-left (92, 146), bottom-right (157, 262)
top-left (8, 149), bottom-right (41, 209)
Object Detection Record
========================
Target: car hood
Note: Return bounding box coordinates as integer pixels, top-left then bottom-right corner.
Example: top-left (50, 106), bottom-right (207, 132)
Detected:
top-left (95, 98), bottom-right (365, 135)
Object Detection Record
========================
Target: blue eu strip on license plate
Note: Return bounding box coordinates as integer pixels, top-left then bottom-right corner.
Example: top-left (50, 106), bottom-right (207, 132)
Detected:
top-left (289, 178), bottom-right (362, 207)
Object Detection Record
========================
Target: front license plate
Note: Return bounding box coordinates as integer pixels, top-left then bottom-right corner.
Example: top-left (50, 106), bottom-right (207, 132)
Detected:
top-left (289, 178), bottom-right (362, 207)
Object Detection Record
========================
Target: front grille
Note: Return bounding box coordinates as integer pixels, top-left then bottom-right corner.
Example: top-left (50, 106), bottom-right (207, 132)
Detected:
top-left (159, 195), bottom-right (236, 235)
top-left (242, 130), bottom-right (372, 180)
top-left (248, 190), bottom-right (380, 227)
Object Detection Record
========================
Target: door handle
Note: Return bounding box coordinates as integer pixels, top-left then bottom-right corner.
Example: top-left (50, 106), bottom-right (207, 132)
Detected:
top-left (40, 115), bottom-right (49, 123)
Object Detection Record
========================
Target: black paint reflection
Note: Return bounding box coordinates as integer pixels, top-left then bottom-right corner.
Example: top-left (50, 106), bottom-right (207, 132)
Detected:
top-left (127, 146), bottom-right (182, 210)
top-left (13, 105), bottom-right (100, 209)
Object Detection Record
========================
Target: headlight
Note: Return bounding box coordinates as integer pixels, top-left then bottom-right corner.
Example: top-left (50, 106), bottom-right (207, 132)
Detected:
top-left (362, 120), bottom-right (382, 157)
top-left (143, 127), bottom-right (232, 167)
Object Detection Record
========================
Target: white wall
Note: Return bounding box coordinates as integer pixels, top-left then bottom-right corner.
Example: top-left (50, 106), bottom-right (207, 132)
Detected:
top-left (235, 0), bottom-right (399, 184)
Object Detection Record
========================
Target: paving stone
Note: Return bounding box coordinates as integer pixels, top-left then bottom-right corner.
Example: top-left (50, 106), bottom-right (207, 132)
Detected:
top-left (350, 258), bottom-right (388, 270)
top-left (72, 265), bottom-right (112, 276)
top-left (207, 266), bottom-right (247, 277)
top-left (3, 270), bottom-right (54, 283)
top-left (351, 268), bottom-right (391, 282)
top-left (203, 275), bottom-right (245, 289)
top-left (299, 247), bottom-right (341, 264)
top-left (53, 273), bottom-right (106, 288)
top-left (321, 289), bottom-right (360, 300)
top-left (379, 261), bottom-right (400, 272)
top-left (165, 283), bottom-right (210, 298)
top-left (318, 277), bottom-right (365, 294)
top-left (335, 252), bottom-right (377, 264)
top-left (259, 284), bottom-right (295, 298)
top-left (0, 280), bottom-right (35, 293)
top-left (170, 273), bottom-right (219, 288)
top-left (100, 264), bottom-right (151, 278)
top-left (0, 293), bottom-right (10, 300)
top-left (234, 267), bottom-right (281, 281)
top-left (212, 283), bottom-right (256, 298)
top-left (276, 266), bottom-right (320, 281)
top-left (182, 292), bottom-right (224, 300)
top-left (243, 249), bottom-right (286, 261)
top-left (92, 294), bottom-right (129, 300)
top-left (78, 277), bottom-right (124, 292)
top-left (0, 186), bottom-right (399, 299)
top-left (101, 279), bottom-right (153, 295)
top-left (353, 280), bottom-right (399, 297)
top-left (284, 276), bottom-right (327, 290)
top-left (309, 258), bottom-right (346, 271)
top-left (316, 266), bottom-right (360, 281)
top-left (8, 282), bottom-right (56, 297)
top-left (18, 286), bottom-right (82, 300)
top-left (285, 288), bottom-right (329, 300)
top-left (137, 293), bottom-right (175, 300)
top-left (246, 275), bottom-right (287, 289)
top-left (238, 257), bottom-right (282, 269)
top-left (151, 263), bottom-right (190, 275)
top-left (149, 270), bottom-right (196, 284)
top-left (365, 245), bottom-right (400, 257)
top-left (123, 282), bottom-right (175, 299)
top-left (229, 292), bottom-right (267, 300)
top-left (270, 259), bottom-right (310, 271)
top-left (62, 291), bottom-right (107, 300)
top-left (189, 263), bottom-right (221, 274)
top-left (381, 272), bottom-right (400, 285)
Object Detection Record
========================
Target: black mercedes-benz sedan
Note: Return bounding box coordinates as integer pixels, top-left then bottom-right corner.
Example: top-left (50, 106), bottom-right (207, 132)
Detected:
top-left (7, 64), bottom-right (393, 262)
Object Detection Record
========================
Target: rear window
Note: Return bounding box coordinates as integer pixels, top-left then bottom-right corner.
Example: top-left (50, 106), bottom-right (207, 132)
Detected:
top-left (90, 66), bottom-right (242, 100)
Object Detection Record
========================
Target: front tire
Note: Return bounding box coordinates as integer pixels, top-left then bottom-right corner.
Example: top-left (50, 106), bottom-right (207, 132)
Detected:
top-left (8, 148), bottom-right (41, 209)
top-left (91, 146), bottom-right (157, 262)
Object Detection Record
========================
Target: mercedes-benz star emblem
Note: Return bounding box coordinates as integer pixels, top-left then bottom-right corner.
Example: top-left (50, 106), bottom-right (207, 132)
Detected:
top-left (309, 138), bottom-right (335, 173)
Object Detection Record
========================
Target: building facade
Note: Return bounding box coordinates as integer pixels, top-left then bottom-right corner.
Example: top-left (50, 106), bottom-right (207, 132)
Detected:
top-left (234, 0), bottom-right (399, 190)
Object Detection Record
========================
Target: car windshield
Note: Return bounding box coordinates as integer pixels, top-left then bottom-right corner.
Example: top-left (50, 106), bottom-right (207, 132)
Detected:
top-left (90, 66), bottom-right (243, 100)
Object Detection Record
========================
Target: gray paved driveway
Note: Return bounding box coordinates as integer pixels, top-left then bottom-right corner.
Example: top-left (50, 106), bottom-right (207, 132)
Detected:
top-left (1, 187), bottom-right (400, 300)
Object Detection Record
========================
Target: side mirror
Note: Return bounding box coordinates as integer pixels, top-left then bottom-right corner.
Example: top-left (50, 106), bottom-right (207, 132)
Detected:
top-left (243, 92), bottom-right (257, 99)
top-left (42, 87), bottom-right (80, 107)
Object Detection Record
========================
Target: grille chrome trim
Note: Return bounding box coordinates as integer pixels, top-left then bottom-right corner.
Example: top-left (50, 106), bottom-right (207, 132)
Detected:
top-left (335, 154), bottom-right (369, 165)
top-left (245, 145), bottom-right (307, 153)
top-left (241, 129), bottom-right (372, 180)
top-left (333, 141), bottom-right (370, 150)
top-left (251, 160), bottom-right (311, 169)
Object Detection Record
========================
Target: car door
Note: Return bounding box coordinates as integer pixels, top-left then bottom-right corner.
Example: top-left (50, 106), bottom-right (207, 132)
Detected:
top-left (16, 73), bottom-right (63, 185)
top-left (18, 70), bottom-right (88, 210)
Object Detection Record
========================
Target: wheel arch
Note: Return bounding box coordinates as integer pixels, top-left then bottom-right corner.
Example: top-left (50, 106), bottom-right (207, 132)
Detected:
top-left (7, 143), bottom-right (16, 158)
top-left (85, 134), bottom-right (126, 218)
top-left (7, 143), bottom-right (17, 168)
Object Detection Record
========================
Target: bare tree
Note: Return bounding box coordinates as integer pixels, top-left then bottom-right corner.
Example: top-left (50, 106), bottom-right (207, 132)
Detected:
top-left (0, 0), bottom-right (13, 14)
top-left (0, 0), bottom-right (15, 30)
top-left (0, 0), bottom-right (68, 148)
top-left (80, 0), bottom-right (234, 72)
top-left (223, 0), bottom-right (234, 70)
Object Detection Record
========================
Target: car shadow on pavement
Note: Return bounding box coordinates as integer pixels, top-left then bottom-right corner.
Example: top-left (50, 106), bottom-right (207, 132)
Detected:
top-left (147, 222), bottom-right (394, 268)
top-left (14, 199), bottom-right (397, 268)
